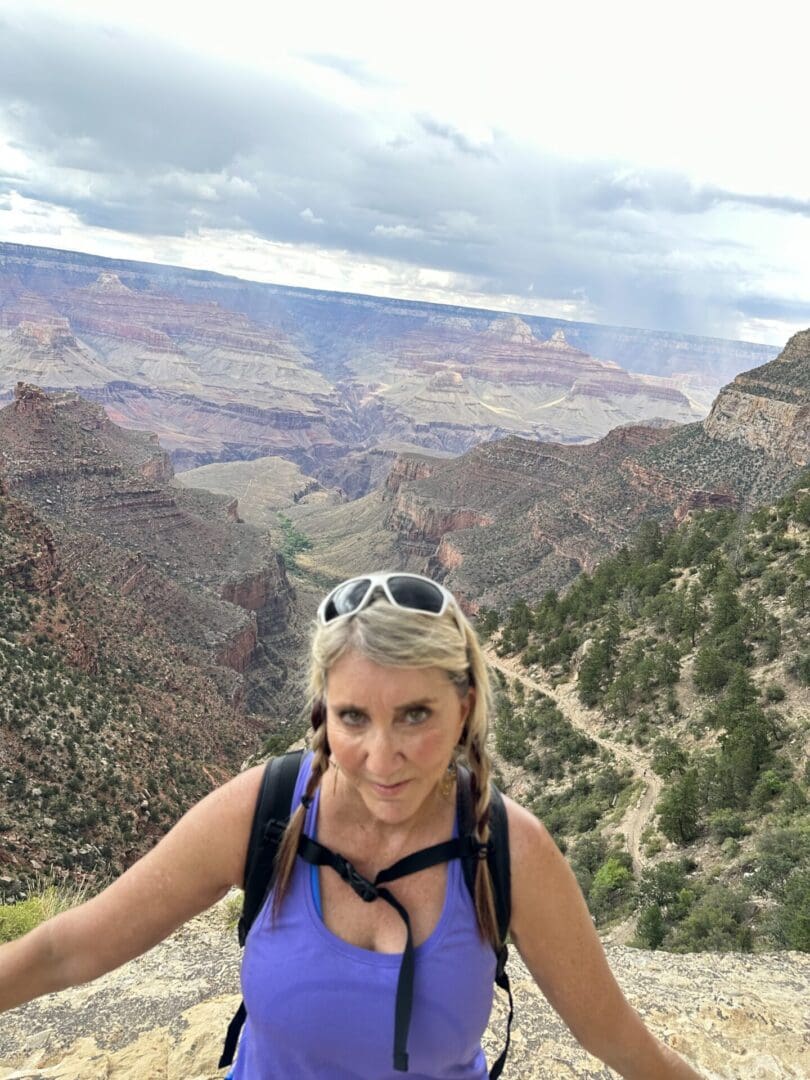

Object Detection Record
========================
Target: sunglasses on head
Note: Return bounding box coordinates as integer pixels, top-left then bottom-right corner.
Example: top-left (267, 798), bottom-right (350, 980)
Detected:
top-left (317, 572), bottom-right (459, 625)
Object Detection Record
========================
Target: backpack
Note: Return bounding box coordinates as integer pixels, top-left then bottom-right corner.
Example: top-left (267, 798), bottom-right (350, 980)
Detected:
top-left (220, 750), bottom-right (513, 1078)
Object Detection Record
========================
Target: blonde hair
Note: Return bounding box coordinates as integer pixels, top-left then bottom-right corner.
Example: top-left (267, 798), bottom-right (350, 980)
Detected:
top-left (272, 591), bottom-right (501, 946)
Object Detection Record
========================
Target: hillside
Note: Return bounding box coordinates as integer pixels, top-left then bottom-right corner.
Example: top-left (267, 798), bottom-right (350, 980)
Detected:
top-left (487, 479), bottom-right (810, 953)
top-left (0, 386), bottom-right (304, 899)
top-left (279, 330), bottom-right (810, 611)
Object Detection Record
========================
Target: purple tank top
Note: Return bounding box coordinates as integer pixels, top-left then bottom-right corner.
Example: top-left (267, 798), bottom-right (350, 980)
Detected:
top-left (231, 753), bottom-right (495, 1079)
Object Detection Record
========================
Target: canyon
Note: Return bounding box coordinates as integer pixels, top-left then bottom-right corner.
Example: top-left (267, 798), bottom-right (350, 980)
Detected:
top-left (0, 242), bottom-right (777, 474)
top-left (283, 330), bottom-right (809, 609)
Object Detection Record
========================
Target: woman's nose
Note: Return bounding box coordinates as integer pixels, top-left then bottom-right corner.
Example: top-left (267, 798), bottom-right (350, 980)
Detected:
top-left (365, 726), bottom-right (402, 776)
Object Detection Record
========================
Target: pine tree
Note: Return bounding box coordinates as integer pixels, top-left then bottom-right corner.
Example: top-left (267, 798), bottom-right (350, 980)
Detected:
top-left (657, 769), bottom-right (701, 843)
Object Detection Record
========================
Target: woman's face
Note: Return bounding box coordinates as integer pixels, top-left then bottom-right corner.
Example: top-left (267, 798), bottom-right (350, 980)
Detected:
top-left (325, 650), bottom-right (473, 827)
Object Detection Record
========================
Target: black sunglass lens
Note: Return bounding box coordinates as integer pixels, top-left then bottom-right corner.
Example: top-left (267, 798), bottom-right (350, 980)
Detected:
top-left (388, 576), bottom-right (444, 614)
top-left (328, 579), bottom-right (372, 619)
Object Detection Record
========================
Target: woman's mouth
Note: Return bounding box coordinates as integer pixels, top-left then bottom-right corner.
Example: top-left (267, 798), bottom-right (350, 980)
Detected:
top-left (369, 779), bottom-right (410, 797)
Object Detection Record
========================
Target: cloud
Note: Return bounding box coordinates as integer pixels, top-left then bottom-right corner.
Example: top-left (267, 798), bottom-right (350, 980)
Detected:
top-left (0, 11), bottom-right (806, 345)
top-left (417, 116), bottom-right (497, 159)
top-left (372, 224), bottom-right (424, 239)
top-left (301, 52), bottom-right (390, 87)
top-left (718, 190), bottom-right (810, 217)
top-left (300, 207), bottom-right (325, 224)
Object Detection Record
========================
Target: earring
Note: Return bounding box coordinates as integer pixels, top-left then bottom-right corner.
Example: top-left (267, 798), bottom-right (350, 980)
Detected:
top-left (440, 762), bottom-right (456, 799)
top-left (330, 756), bottom-right (339, 795)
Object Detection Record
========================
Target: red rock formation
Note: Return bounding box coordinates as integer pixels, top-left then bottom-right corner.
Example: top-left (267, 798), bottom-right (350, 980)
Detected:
top-left (13, 381), bottom-right (56, 419)
top-left (384, 494), bottom-right (494, 548)
top-left (0, 501), bottom-right (61, 594)
top-left (622, 459), bottom-right (736, 512)
top-left (383, 454), bottom-right (441, 495)
top-left (433, 535), bottom-right (464, 571)
top-left (13, 318), bottom-right (75, 348)
top-left (221, 569), bottom-right (277, 613)
top-left (674, 491), bottom-right (736, 522)
top-left (215, 617), bottom-right (258, 673)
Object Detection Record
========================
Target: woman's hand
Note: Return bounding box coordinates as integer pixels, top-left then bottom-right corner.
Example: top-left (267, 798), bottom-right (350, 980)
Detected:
top-left (0, 764), bottom-right (264, 1013)
top-left (505, 798), bottom-right (704, 1079)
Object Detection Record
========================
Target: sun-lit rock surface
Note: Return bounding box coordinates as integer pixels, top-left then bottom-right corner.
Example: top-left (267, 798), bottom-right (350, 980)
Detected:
top-left (0, 902), bottom-right (807, 1079)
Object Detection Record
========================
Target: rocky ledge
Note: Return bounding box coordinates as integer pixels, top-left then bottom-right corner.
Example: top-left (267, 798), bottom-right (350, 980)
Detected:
top-left (0, 900), bottom-right (807, 1079)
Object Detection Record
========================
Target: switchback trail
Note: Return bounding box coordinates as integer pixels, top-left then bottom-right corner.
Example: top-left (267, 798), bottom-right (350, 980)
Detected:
top-left (485, 649), bottom-right (662, 876)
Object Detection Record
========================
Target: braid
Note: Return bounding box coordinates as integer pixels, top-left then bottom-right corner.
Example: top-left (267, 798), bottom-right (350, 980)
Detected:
top-left (466, 731), bottom-right (501, 947)
top-left (272, 719), bottom-right (330, 917)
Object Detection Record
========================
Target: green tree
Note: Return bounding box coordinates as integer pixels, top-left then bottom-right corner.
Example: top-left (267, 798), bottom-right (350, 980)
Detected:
top-left (634, 904), bottom-right (666, 949)
top-left (637, 860), bottom-right (689, 910)
top-left (577, 640), bottom-right (610, 706)
top-left (693, 646), bottom-right (730, 692)
top-left (710, 572), bottom-right (741, 633)
top-left (651, 737), bottom-right (688, 778)
top-left (752, 828), bottom-right (810, 894)
top-left (666, 885), bottom-right (752, 952)
top-left (588, 857), bottom-right (635, 923)
top-left (656, 642), bottom-right (681, 687)
top-left (767, 870), bottom-right (810, 950)
top-left (682, 583), bottom-right (705, 646)
top-left (604, 671), bottom-right (635, 718)
top-left (476, 608), bottom-right (500, 638)
top-left (657, 769), bottom-right (701, 843)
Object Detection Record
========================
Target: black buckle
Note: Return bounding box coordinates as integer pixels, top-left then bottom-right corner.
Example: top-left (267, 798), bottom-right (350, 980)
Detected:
top-left (263, 818), bottom-right (287, 846)
top-left (335, 854), bottom-right (378, 902)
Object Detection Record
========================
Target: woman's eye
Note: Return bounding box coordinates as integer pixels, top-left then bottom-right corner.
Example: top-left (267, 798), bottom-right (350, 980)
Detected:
top-left (339, 710), bottom-right (366, 726)
top-left (404, 708), bottom-right (430, 724)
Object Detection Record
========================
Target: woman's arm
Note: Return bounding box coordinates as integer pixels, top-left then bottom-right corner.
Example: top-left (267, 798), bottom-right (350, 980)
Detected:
top-left (0, 763), bottom-right (264, 1014)
top-left (506, 798), bottom-right (704, 1079)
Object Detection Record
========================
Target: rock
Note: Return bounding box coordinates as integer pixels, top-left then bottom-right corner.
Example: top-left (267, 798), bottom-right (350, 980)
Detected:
top-left (1, 904), bottom-right (808, 1079)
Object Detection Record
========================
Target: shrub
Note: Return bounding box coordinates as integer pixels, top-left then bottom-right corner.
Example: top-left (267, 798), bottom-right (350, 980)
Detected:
top-left (588, 856), bottom-right (635, 923)
top-left (693, 646), bottom-right (730, 692)
top-left (0, 880), bottom-right (92, 944)
top-left (790, 653), bottom-right (810, 686)
top-left (708, 809), bottom-right (746, 841)
top-left (634, 904), bottom-right (666, 949)
top-left (666, 885), bottom-right (752, 952)
top-left (752, 827), bottom-right (810, 894)
top-left (0, 896), bottom-right (44, 943)
top-left (766, 870), bottom-right (810, 951)
top-left (751, 769), bottom-right (785, 811)
top-left (764, 682), bottom-right (786, 703)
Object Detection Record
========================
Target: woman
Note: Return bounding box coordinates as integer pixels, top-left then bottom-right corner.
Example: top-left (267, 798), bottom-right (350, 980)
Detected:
top-left (0, 572), bottom-right (703, 1078)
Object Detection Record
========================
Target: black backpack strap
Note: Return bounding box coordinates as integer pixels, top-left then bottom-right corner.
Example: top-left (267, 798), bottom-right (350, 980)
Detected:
top-left (456, 766), bottom-right (513, 1080)
top-left (239, 749), bottom-right (305, 944)
top-left (219, 750), bottom-right (305, 1069)
top-left (298, 829), bottom-right (483, 1072)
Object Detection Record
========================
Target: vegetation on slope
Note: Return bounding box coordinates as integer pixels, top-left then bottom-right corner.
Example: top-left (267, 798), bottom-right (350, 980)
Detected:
top-left (482, 471), bottom-right (810, 952)
top-left (0, 493), bottom-right (265, 903)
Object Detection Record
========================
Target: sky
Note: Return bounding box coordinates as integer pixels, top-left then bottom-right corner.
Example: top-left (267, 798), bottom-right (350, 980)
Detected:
top-left (0, 0), bottom-right (808, 346)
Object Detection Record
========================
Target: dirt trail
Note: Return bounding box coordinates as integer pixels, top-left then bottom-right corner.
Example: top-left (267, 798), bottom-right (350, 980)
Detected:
top-left (486, 649), bottom-right (661, 875)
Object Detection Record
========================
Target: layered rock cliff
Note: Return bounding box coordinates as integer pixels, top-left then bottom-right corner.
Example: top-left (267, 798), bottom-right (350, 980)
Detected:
top-left (287, 330), bottom-right (808, 610)
top-left (703, 328), bottom-right (810, 468)
top-left (0, 242), bottom-right (777, 473)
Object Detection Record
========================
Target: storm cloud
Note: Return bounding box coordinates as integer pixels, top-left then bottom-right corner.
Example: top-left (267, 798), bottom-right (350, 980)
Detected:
top-left (0, 12), bottom-right (806, 340)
